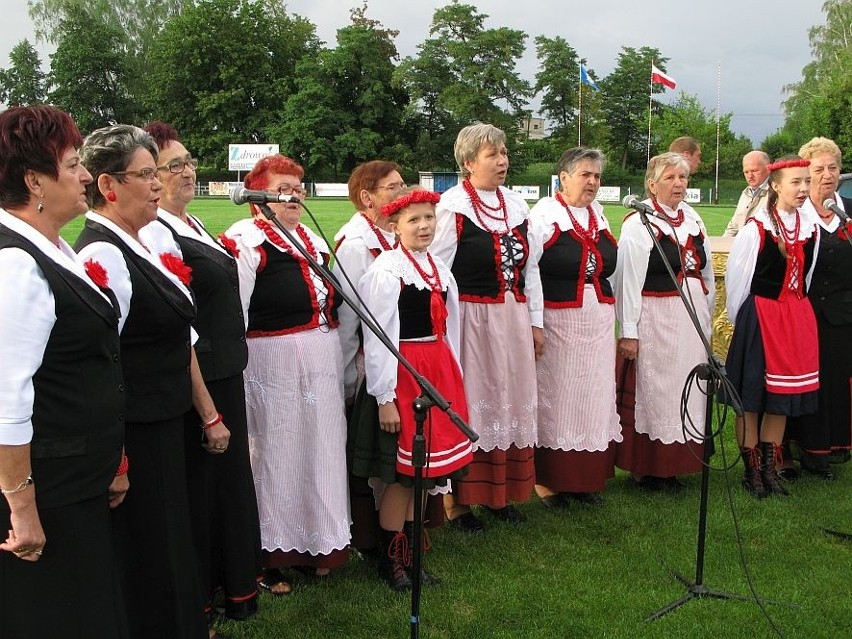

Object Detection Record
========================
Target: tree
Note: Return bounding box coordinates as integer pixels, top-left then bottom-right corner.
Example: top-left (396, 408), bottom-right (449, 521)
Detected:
top-left (780, 0), bottom-right (852, 154)
top-left (145, 0), bottom-right (320, 168)
top-left (47, 4), bottom-right (139, 132)
top-left (0, 39), bottom-right (47, 106)
top-left (270, 4), bottom-right (409, 179)
top-left (599, 46), bottom-right (668, 170)
top-left (534, 36), bottom-right (581, 142)
top-left (398, 1), bottom-right (532, 170)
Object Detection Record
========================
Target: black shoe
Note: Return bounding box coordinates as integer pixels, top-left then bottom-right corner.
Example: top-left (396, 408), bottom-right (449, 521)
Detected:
top-left (485, 505), bottom-right (526, 524)
top-left (778, 466), bottom-right (800, 481)
top-left (447, 511), bottom-right (486, 534)
top-left (803, 456), bottom-right (836, 480)
top-left (410, 567), bottom-right (441, 586)
top-left (224, 595), bottom-right (258, 621)
top-left (661, 477), bottom-right (686, 491)
top-left (564, 492), bottom-right (604, 506)
top-left (540, 493), bottom-right (571, 509)
top-left (630, 475), bottom-right (665, 491)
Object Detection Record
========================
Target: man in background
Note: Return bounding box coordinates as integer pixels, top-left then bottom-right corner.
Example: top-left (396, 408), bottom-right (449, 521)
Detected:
top-left (723, 150), bottom-right (770, 237)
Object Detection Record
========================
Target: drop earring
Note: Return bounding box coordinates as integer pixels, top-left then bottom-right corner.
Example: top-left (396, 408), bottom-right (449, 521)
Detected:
top-left (37, 199), bottom-right (44, 214)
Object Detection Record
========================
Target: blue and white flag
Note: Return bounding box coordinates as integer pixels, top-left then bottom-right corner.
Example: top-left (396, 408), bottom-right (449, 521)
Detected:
top-left (580, 64), bottom-right (599, 90)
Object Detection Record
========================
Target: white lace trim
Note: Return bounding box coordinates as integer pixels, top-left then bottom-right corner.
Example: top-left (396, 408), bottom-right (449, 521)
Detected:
top-left (438, 184), bottom-right (528, 234)
top-left (752, 207), bottom-right (820, 242)
top-left (333, 212), bottom-right (395, 250)
top-left (373, 248), bottom-right (452, 292)
top-left (640, 200), bottom-right (703, 242)
top-left (536, 197), bottom-right (610, 234)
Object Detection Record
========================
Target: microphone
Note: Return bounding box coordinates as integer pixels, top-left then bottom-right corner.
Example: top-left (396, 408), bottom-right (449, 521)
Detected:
top-left (230, 187), bottom-right (301, 206)
top-left (823, 198), bottom-right (852, 225)
top-left (622, 194), bottom-right (656, 216)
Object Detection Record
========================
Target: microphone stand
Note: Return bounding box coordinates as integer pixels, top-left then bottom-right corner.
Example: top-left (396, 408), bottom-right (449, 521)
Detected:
top-left (627, 203), bottom-right (776, 621)
top-left (255, 203), bottom-right (477, 639)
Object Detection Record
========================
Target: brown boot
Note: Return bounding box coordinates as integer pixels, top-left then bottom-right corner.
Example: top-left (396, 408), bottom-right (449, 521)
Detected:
top-left (759, 441), bottom-right (789, 497)
top-left (377, 529), bottom-right (412, 591)
top-left (403, 521), bottom-right (441, 586)
top-left (740, 446), bottom-right (766, 498)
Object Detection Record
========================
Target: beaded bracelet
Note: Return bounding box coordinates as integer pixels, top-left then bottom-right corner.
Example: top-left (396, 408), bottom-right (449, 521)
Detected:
top-left (202, 412), bottom-right (223, 430)
top-left (115, 454), bottom-right (130, 476)
top-left (1, 474), bottom-right (33, 495)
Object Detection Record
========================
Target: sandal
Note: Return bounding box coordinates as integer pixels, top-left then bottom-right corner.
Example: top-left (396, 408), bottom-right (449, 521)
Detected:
top-left (257, 568), bottom-right (292, 596)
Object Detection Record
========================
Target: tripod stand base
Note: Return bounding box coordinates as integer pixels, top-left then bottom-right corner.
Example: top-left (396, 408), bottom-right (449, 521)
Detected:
top-left (647, 568), bottom-right (796, 621)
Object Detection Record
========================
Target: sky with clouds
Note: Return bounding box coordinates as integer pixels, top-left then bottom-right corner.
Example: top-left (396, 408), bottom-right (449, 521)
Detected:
top-left (1, 0), bottom-right (824, 146)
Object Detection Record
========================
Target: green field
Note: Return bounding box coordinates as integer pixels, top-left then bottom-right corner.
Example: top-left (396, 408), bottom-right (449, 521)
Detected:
top-left (61, 199), bottom-right (851, 638)
top-left (59, 197), bottom-right (737, 245)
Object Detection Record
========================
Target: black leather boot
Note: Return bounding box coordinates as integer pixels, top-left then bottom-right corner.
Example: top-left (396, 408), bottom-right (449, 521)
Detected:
top-left (760, 441), bottom-right (789, 497)
top-left (378, 529), bottom-right (412, 591)
top-left (403, 521), bottom-right (441, 586)
top-left (740, 446), bottom-right (766, 498)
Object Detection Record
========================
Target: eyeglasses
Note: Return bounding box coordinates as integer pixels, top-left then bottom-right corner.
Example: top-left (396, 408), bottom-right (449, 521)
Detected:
top-left (110, 167), bottom-right (159, 182)
top-left (157, 157), bottom-right (199, 174)
top-left (375, 181), bottom-right (406, 192)
top-left (276, 185), bottom-right (307, 197)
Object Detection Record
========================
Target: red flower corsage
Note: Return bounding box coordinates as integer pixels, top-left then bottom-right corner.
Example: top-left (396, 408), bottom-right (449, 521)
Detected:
top-left (83, 258), bottom-right (109, 288)
top-left (159, 252), bottom-right (193, 285)
top-left (218, 233), bottom-right (240, 258)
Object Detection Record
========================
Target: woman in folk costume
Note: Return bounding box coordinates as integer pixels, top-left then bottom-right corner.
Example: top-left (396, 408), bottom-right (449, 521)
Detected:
top-left (613, 152), bottom-right (714, 492)
top-left (351, 187), bottom-right (472, 590)
top-left (222, 154), bottom-right (350, 594)
top-left (334, 161), bottom-right (404, 558)
top-left (528, 147), bottom-right (622, 509)
top-left (432, 123), bottom-right (544, 532)
top-left (786, 138), bottom-right (852, 479)
top-left (723, 156), bottom-right (820, 497)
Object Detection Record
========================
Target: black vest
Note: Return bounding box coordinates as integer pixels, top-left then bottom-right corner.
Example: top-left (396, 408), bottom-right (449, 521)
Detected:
top-left (451, 214), bottom-right (529, 302)
top-left (749, 221), bottom-right (817, 300)
top-left (158, 217), bottom-right (248, 380)
top-left (398, 284), bottom-right (448, 339)
top-left (642, 232), bottom-right (707, 295)
top-left (247, 240), bottom-right (339, 335)
top-left (0, 225), bottom-right (124, 510)
top-left (809, 196), bottom-right (852, 325)
top-left (539, 227), bottom-right (617, 306)
top-left (75, 219), bottom-right (195, 423)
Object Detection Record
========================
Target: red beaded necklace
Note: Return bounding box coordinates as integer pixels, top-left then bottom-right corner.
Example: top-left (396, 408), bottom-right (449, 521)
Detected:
top-left (399, 245), bottom-right (442, 293)
top-left (462, 178), bottom-right (509, 231)
top-left (651, 199), bottom-right (685, 227)
top-left (360, 211), bottom-right (393, 251)
top-left (254, 218), bottom-right (318, 261)
top-left (556, 193), bottom-right (599, 242)
top-left (769, 205), bottom-right (801, 246)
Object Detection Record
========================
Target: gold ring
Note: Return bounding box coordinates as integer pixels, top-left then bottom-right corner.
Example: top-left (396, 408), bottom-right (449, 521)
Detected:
top-left (33, 549), bottom-right (43, 556)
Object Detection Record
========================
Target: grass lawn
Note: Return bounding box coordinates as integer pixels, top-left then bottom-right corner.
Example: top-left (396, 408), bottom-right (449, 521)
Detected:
top-left (61, 199), bottom-right (851, 638)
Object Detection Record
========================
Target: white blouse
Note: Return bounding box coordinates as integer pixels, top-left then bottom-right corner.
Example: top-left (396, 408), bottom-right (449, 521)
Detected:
top-left (359, 247), bottom-right (460, 406)
top-left (222, 218), bottom-right (332, 331)
top-left (332, 212), bottom-right (397, 399)
top-left (432, 183), bottom-right (543, 327)
top-left (76, 212), bottom-right (195, 335)
top-left (141, 207), bottom-right (229, 256)
top-left (0, 209), bottom-right (112, 445)
top-left (725, 206), bottom-right (820, 322)
top-left (527, 196), bottom-right (613, 264)
top-left (613, 199), bottom-right (715, 339)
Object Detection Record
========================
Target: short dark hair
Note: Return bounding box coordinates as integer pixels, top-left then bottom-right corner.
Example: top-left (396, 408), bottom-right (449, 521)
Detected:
top-left (347, 160), bottom-right (402, 209)
top-left (0, 105), bottom-right (83, 209)
top-left (143, 120), bottom-right (180, 151)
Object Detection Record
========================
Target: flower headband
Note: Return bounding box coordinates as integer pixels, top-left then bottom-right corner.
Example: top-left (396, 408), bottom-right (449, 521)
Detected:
top-left (380, 189), bottom-right (441, 217)
top-left (766, 158), bottom-right (810, 171)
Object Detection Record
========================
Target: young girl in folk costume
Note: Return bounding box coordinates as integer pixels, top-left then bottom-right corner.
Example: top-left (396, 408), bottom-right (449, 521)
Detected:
top-left (724, 157), bottom-right (820, 497)
top-left (350, 187), bottom-right (473, 591)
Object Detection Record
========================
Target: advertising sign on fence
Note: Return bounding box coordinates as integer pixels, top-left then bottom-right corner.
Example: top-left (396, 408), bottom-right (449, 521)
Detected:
top-left (209, 181), bottom-right (245, 196)
top-left (228, 144), bottom-right (280, 171)
top-left (511, 185), bottom-right (540, 200)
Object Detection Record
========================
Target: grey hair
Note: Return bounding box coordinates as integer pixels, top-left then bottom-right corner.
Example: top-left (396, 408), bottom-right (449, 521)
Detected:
top-left (556, 147), bottom-right (606, 176)
top-left (81, 124), bottom-right (159, 208)
top-left (644, 151), bottom-right (690, 198)
top-left (454, 123), bottom-right (506, 177)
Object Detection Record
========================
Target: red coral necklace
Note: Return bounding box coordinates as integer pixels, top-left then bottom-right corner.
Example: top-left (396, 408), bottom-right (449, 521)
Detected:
top-left (556, 193), bottom-right (599, 243)
top-left (652, 199), bottom-right (685, 227)
top-left (463, 179), bottom-right (509, 231)
top-left (360, 212), bottom-right (393, 251)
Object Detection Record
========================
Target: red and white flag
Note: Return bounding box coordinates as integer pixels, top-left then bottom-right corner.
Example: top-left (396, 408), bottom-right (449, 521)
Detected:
top-left (651, 63), bottom-right (677, 90)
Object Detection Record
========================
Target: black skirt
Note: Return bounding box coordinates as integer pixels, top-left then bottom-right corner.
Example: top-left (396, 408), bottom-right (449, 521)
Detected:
top-left (0, 494), bottom-right (129, 639)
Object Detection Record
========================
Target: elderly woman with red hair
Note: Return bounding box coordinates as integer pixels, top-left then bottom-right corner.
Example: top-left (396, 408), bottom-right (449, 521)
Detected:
top-left (222, 155), bottom-right (350, 594)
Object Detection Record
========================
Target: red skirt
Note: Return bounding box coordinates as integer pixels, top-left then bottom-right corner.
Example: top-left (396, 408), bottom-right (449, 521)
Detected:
top-left (395, 340), bottom-right (473, 477)
top-left (754, 295), bottom-right (819, 394)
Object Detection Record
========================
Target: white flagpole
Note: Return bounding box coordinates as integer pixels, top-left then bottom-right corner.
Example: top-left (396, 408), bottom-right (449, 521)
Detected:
top-left (714, 62), bottom-right (722, 204)
top-left (578, 63), bottom-right (583, 146)
top-left (647, 62), bottom-right (653, 163)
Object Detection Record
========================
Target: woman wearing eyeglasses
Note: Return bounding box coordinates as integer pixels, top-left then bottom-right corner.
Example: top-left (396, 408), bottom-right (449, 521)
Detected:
top-left (139, 122), bottom-right (261, 625)
top-left (75, 125), bottom-right (210, 639)
top-left (222, 154), bottom-right (350, 595)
